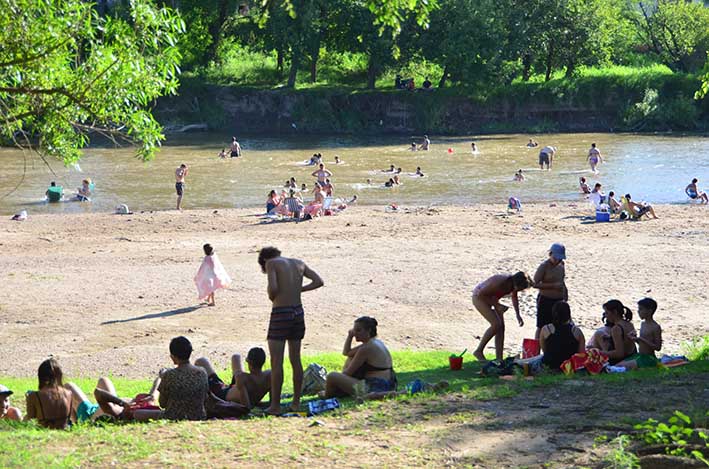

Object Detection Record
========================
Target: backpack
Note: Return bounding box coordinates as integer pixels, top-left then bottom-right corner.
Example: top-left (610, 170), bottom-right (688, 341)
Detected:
top-left (301, 363), bottom-right (327, 395)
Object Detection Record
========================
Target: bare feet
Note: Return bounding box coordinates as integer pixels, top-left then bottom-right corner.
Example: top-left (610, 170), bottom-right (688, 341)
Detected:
top-left (473, 350), bottom-right (487, 362)
top-left (266, 406), bottom-right (281, 416)
top-left (207, 302), bottom-right (215, 307)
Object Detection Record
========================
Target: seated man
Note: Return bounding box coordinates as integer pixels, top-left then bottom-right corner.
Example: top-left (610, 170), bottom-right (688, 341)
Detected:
top-left (624, 193), bottom-right (658, 219)
top-left (45, 181), bottom-right (63, 203)
top-left (685, 178), bottom-right (709, 204)
top-left (0, 385), bottom-right (22, 421)
top-left (195, 347), bottom-right (271, 409)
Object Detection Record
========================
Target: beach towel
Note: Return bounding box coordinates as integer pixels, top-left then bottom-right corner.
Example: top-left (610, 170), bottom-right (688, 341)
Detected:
top-left (194, 253), bottom-right (232, 300)
top-left (560, 349), bottom-right (608, 375)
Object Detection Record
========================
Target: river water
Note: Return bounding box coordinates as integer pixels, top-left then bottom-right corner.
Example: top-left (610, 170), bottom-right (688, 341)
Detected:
top-left (1, 133), bottom-right (708, 214)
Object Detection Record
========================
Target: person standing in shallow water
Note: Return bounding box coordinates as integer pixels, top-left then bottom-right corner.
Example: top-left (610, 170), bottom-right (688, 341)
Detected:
top-left (230, 137), bottom-right (242, 158)
top-left (533, 243), bottom-right (567, 340)
top-left (175, 164), bottom-right (188, 210)
top-left (259, 247), bottom-right (323, 415)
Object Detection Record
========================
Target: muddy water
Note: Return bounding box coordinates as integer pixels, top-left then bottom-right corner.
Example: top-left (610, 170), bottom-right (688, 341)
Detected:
top-left (0, 133), bottom-right (707, 214)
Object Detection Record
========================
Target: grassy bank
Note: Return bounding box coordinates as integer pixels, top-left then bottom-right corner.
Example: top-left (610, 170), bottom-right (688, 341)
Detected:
top-left (2, 349), bottom-right (709, 467)
top-left (158, 64), bottom-right (708, 134)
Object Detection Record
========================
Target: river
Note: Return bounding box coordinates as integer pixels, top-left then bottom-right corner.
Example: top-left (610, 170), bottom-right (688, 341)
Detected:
top-left (0, 132), bottom-right (707, 214)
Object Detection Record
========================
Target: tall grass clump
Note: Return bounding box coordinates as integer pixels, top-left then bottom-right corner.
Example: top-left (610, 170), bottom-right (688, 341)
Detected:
top-left (683, 335), bottom-right (709, 361)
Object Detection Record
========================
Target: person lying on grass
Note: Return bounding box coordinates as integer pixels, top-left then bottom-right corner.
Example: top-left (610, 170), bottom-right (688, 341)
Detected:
top-left (0, 385), bottom-right (22, 421)
top-left (64, 375), bottom-right (162, 423)
top-left (597, 300), bottom-right (637, 365)
top-left (616, 297), bottom-right (662, 370)
top-left (323, 316), bottom-right (398, 400)
top-left (195, 347), bottom-right (271, 409)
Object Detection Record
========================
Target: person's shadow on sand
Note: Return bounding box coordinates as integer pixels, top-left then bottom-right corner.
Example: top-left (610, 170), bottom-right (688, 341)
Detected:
top-left (101, 305), bottom-right (204, 325)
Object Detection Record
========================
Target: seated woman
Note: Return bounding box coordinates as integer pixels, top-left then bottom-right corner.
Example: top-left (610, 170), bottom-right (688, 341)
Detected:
top-left (624, 193), bottom-right (658, 219)
top-left (76, 178), bottom-right (92, 202)
top-left (1, 385), bottom-right (22, 421)
top-left (538, 302), bottom-right (585, 372)
top-left (324, 317), bottom-right (397, 400)
top-left (25, 358), bottom-right (73, 429)
top-left (607, 191), bottom-right (621, 214)
top-left (304, 182), bottom-right (325, 217)
top-left (266, 190), bottom-right (281, 215)
top-left (598, 299), bottom-right (637, 365)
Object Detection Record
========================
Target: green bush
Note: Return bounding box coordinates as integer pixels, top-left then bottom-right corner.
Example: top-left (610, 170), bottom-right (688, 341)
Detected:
top-left (683, 335), bottom-right (709, 361)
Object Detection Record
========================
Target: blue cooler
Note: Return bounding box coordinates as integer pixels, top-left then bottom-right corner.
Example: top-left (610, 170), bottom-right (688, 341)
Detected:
top-left (596, 210), bottom-right (610, 222)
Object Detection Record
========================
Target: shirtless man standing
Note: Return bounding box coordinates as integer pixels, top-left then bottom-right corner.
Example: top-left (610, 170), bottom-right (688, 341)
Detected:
top-left (175, 164), bottom-right (188, 210)
top-left (259, 247), bottom-right (324, 415)
top-left (230, 137), bottom-right (242, 158)
top-left (195, 347), bottom-right (271, 408)
top-left (419, 135), bottom-right (431, 151)
top-left (311, 163), bottom-right (333, 185)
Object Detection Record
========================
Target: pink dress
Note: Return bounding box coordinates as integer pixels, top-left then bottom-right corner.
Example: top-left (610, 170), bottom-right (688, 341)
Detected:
top-left (194, 254), bottom-right (231, 300)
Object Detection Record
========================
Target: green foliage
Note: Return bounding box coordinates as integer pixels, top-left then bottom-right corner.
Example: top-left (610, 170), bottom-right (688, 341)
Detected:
top-left (624, 88), bottom-right (700, 131)
top-left (0, 0), bottom-right (185, 165)
top-left (603, 435), bottom-right (640, 469)
top-left (634, 410), bottom-right (709, 465)
top-left (683, 335), bottom-right (709, 361)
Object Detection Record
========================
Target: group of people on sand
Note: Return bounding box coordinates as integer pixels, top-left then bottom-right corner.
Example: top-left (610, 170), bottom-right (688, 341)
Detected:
top-left (471, 243), bottom-right (663, 374)
top-left (263, 161), bottom-right (356, 219)
top-left (1, 247), bottom-right (400, 427)
top-left (580, 178), bottom-right (659, 220)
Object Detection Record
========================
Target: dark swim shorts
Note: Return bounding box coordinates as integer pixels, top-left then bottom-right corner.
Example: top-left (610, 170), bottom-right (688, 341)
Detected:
top-left (365, 377), bottom-right (397, 393)
top-left (175, 182), bottom-right (185, 196)
top-left (539, 152), bottom-right (550, 165)
top-left (267, 305), bottom-right (305, 341)
top-left (537, 294), bottom-right (563, 328)
top-left (207, 373), bottom-right (232, 400)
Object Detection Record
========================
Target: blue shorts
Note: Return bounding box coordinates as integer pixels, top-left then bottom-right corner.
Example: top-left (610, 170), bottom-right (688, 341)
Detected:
top-left (365, 377), bottom-right (396, 393)
top-left (77, 401), bottom-right (100, 423)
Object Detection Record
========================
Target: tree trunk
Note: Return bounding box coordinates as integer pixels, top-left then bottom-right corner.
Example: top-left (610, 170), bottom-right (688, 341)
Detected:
top-left (310, 45), bottom-right (319, 83)
top-left (276, 49), bottom-right (284, 76)
top-left (544, 43), bottom-right (554, 82)
top-left (565, 60), bottom-right (575, 78)
top-left (522, 54), bottom-right (532, 81)
top-left (206, 0), bottom-right (230, 64)
top-left (366, 55), bottom-right (377, 89)
top-left (287, 52), bottom-right (299, 88)
top-left (438, 65), bottom-right (449, 88)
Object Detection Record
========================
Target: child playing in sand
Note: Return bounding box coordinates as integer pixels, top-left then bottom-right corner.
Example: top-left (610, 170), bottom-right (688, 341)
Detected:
top-left (194, 244), bottom-right (231, 306)
top-left (617, 298), bottom-right (662, 370)
top-left (0, 385), bottom-right (22, 421)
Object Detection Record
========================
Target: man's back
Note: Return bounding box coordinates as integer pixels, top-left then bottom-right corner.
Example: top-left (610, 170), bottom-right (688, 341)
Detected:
top-left (269, 257), bottom-right (305, 307)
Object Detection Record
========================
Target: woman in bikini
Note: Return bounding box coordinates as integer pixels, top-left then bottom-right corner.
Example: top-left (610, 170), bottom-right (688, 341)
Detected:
top-left (472, 272), bottom-right (532, 363)
top-left (598, 299), bottom-right (637, 365)
top-left (25, 358), bottom-right (73, 429)
top-left (324, 317), bottom-right (397, 399)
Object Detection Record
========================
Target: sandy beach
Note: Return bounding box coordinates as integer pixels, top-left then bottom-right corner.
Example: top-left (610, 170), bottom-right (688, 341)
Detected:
top-left (1, 203), bottom-right (708, 378)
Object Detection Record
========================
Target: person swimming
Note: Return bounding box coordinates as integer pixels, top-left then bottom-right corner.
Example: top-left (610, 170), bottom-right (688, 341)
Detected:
top-left (334, 156), bottom-right (342, 164)
top-left (410, 142), bottom-right (417, 151)
top-left (471, 142), bottom-right (478, 153)
top-left (514, 169), bottom-right (524, 181)
top-left (526, 139), bottom-right (539, 148)
top-left (414, 167), bottom-right (424, 177)
top-left (382, 164), bottom-right (395, 173)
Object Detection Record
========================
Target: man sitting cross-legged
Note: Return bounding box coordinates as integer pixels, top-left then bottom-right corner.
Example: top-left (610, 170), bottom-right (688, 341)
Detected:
top-left (195, 347), bottom-right (271, 409)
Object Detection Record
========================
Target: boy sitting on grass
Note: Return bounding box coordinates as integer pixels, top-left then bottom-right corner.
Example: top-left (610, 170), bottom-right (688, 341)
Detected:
top-left (617, 297), bottom-right (662, 370)
top-left (0, 385), bottom-right (22, 421)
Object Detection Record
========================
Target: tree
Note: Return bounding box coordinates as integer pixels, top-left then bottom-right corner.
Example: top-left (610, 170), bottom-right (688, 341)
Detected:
top-left (630, 0), bottom-right (709, 73)
top-left (0, 0), bottom-right (184, 165)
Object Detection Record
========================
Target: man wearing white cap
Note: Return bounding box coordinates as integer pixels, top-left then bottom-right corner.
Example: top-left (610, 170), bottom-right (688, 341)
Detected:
top-left (0, 385), bottom-right (22, 421)
top-left (533, 243), bottom-right (568, 339)
top-left (539, 146), bottom-right (556, 170)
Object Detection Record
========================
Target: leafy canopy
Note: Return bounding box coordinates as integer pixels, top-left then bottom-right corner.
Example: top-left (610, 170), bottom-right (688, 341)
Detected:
top-left (0, 0), bottom-right (184, 165)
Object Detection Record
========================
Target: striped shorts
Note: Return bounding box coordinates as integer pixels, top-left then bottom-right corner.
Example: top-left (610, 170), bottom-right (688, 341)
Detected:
top-left (267, 305), bottom-right (305, 341)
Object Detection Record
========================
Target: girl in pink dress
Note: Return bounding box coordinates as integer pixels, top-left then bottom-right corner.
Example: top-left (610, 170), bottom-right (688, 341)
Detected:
top-left (194, 244), bottom-right (231, 306)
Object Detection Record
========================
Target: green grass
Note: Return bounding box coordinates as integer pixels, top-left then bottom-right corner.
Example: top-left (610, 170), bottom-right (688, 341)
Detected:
top-left (2, 351), bottom-right (709, 467)
top-left (683, 335), bottom-right (709, 361)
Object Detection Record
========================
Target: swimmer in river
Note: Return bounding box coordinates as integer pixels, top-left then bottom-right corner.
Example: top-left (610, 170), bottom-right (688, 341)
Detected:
top-left (301, 183), bottom-right (307, 192)
top-left (514, 169), bottom-right (524, 181)
top-left (393, 175), bottom-right (401, 185)
top-left (587, 143), bottom-right (603, 172)
top-left (410, 142), bottom-right (417, 151)
top-left (396, 167), bottom-right (402, 174)
top-left (218, 148), bottom-right (228, 158)
top-left (334, 156), bottom-right (342, 164)
top-left (414, 167), bottom-right (424, 177)
top-left (384, 178), bottom-right (395, 188)
top-left (419, 135), bottom-right (431, 151)
top-left (366, 178), bottom-right (373, 185)
top-left (230, 137), bottom-right (242, 157)
top-left (382, 164), bottom-right (395, 173)
top-left (527, 139), bottom-right (539, 148)
top-left (579, 177), bottom-right (591, 194)
top-left (471, 142), bottom-right (478, 153)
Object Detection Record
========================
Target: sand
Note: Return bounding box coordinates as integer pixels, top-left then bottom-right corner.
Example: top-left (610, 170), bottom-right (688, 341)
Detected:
top-left (1, 203), bottom-right (707, 378)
